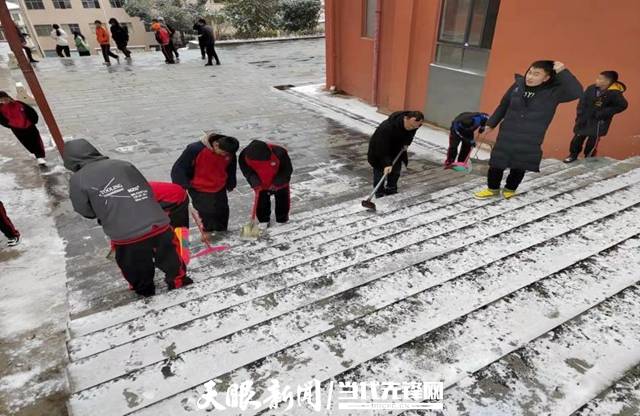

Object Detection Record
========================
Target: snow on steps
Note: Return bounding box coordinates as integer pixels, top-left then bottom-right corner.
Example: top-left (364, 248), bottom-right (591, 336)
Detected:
top-left (65, 157), bottom-right (640, 416)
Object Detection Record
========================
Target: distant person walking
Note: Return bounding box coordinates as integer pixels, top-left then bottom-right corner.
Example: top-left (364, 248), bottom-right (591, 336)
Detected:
top-left (94, 20), bottom-right (119, 65)
top-left (151, 20), bottom-right (174, 64)
top-left (15, 23), bottom-right (38, 63)
top-left (0, 91), bottom-right (47, 166)
top-left (73, 31), bottom-right (91, 56)
top-left (194, 19), bottom-right (220, 66)
top-left (50, 24), bottom-right (70, 57)
top-left (109, 18), bottom-right (132, 60)
top-left (158, 17), bottom-right (180, 62)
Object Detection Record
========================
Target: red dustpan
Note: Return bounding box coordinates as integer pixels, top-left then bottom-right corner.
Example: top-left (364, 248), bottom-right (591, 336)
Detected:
top-left (190, 208), bottom-right (229, 258)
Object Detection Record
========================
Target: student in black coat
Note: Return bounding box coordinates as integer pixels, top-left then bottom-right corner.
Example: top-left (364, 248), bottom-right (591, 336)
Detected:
top-left (108, 18), bottom-right (131, 59)
top-left (367, 111), bottom-right (423, 198)
top-left (564, 71), bottom-right (628, 162)
top-left (195, 19), bottom-right (220, 66)
top-left (474, 60), bottom-right (582, 200)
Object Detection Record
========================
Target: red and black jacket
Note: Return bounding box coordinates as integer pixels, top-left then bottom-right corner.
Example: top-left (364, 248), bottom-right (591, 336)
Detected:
top-left (171, 140), bottom-right (237, 193)
top-left (149, 181), bottom-right (187, 210)
top-left (239, 140), bottom-right (293, 190)
top-left (0, 100), bottom-right (39, 130)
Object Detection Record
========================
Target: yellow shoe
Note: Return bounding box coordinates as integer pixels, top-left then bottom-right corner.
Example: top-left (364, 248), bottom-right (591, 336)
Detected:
top-left (473, 188), bottom-right (500, 200)
top-left (502, 188), bottom-right (516, 199)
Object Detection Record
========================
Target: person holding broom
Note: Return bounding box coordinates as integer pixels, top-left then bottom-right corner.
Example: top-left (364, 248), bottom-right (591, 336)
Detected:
top-left (239, 140), bottom-right (293, 229)
top-left (63, 139), bottom-right (192, 297)
top-left (367, 111), bottom-right (424, 198)
top-left (171, 132), bottom-right (239, 233)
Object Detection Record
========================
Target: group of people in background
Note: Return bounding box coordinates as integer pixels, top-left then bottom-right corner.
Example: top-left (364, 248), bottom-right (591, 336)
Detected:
top-left (29, 16), bottom-right (219, 67)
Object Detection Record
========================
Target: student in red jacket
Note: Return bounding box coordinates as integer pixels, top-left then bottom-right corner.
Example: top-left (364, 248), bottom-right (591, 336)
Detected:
top-left (149, 181), bottom-right (190, 264)
top-left (0, 91), bottom-right (46, 166)
top-left (171, 133), bottom-right (239, 232)
top-left (239, 140), bottom-right (293, 225)
top-left (0, 201), bottom-right (20, 247)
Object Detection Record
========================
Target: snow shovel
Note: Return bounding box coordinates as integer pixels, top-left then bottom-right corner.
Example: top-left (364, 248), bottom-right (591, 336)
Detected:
top-left (240, 189), bottom-right (262, 239)
top-left (361, 149), bottom-right (405, 211)
top-left (190, 208), bottom-right (229, 258)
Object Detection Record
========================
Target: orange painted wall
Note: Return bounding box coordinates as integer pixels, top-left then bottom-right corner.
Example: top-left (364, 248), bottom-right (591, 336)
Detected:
top-left (325, 0), bottom-right (375, 102)
top-left (480, 0), bottom-right (640, 159)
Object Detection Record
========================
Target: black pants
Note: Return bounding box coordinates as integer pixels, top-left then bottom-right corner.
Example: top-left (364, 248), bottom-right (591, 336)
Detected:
top-left (0, 202), bottom-right (19, 239)
top-left (373, 163), bottom-right (402, 197)
top-left (23, 46), bottom-right (36, 62)
top-left (55, 45), bottom-right (70, 57)
top-left (160, 44), bottom-right (175, 63)
top-left (487, 167), bottom-right (526, 191)
top-left (446, 133), bottom-right (473, 163)
top-left (12, 126), bottom-right (45, 158)
top-left (167, 198), bottom-right (189, 228)
top-left (206, 43), bottom-right (220, 65)
top-left (168, 40), bottom-right (179, 58)
top-left (189, 188), bottom-right (229, 231)
top-left (255, 187), bottom-right (290, 223)
top-left (116, 42), bottom-right (131, 58)
top-left (570, 134), bottom-right (600, 158)
top-left (114, 228), bottom-right (187, 297)
top-left (100, 44), bottom-right (118, 63)
top-left (78, 50), bottom-right (91, 57)
top-left (199, 40), bottom-right (206, 59)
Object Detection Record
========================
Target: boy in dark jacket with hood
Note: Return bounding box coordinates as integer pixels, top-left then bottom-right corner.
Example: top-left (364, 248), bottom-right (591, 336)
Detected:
top-left (63, 139), bottom-right (191, 297)
top-left (0, 91), bottom-right (46, 166)
top-left (171, 133), bottom-right (239, 232)
top-left (564, 71), bottom-right (628, 162)
top-left (108, 18), bottom-right (131, 60)
top-left (194, 18), bottom-right (220, 66)
top-left (446, 112), bottom-right (489, 170)
top-left (239, 140), bottom-right (293, 226)
top-left (367, 111), bottom-right (424, 198)
top-left (474, 60), bottom-right (582, 200)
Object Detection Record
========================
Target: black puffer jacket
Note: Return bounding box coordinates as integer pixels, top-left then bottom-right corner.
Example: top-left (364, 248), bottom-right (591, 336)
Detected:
top-left (487, 69), bottom-right (583, 172)
top-left (367, 111), bottom-right (418, 169)
top-left (109, 20), bottom-right (129, 46)
top-left (573, 82), bottom-right (628, 137)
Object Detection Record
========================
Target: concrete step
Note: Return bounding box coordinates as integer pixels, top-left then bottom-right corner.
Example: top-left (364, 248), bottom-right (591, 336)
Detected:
top-left (268, 235), bottom-right (640, 415)
top-left (65, 158), bottom-right (631, 345)
top-left (118, 199), bottom-right (640, 416)
top-left (64, 159), bottom-right (589, 340)
top-left (66, 170), bottom-right (640, 414)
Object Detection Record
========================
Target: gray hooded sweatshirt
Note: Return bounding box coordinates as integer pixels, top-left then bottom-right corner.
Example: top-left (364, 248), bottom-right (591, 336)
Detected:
top-left (63, 139), bottom-right (169, 243)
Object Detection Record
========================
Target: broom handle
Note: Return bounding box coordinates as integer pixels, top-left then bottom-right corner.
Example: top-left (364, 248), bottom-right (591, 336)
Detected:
top-left (366, 149), bottom-right (405, 201)
top-left (190, 207), bottom-right (212, 248)
top-left (250, 188), bottom-right (259, 222)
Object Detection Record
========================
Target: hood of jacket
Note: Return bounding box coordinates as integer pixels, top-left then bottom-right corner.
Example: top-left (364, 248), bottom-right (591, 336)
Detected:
top-left (608, 81), bottom-right (627, 93)
top-left (63, 139), bottom-right (108, 172)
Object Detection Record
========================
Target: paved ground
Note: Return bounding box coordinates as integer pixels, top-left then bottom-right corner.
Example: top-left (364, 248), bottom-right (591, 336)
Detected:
top-left (0, 38), bottom-right (453, 415)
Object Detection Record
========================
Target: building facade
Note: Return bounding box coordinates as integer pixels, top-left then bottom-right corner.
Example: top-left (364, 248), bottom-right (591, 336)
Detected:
top-left (15, 0), bottom-right (155, 57)
top-left (325, 0), bottom-right (639, 159)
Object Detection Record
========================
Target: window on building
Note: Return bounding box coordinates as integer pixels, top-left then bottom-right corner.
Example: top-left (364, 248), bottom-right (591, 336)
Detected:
top-left (109, 0), bottom-right (125, 7)
top-left (363, 0), bottom-right (377, 38)
top-left (52, 0), bottom-right (72, 8)
top-left (24, 0), bottom-right (45, 9)
top-left (81, 0), bottom-right (101, 8)
top-left (435, 0), bottom-right (500, 74)
top-left (34, 24), bottom-right (53, 36)
top-left (65, 23), bottom-right (81, 34)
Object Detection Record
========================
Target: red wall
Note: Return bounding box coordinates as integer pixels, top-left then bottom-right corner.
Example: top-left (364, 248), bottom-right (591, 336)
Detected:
top-left (480, 0), bottom-right (640, 159)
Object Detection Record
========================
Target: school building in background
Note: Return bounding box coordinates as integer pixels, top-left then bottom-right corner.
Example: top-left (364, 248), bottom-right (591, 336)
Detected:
top-left (324, 0), bottom-right (639, 159)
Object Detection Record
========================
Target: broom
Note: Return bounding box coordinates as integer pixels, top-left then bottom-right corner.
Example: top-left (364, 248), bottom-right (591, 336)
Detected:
top-left (240, 188), bottom-right (262, 239)
top-left (190, 208), bottom-right (229, 258)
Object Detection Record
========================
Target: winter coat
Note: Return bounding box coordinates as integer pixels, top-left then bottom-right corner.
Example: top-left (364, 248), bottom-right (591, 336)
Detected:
top-left (110, 22), bottom-right (129, 46)
top-left (199, 24), bottom-right (215, 46)
top-left (50, 28), bottom-right (68, 46)
top-left (451, 112), bottom-right (489, 144)
top-left (0, 100), bottom-right (38, 130)
top-left (487, 69), bottom-right (583, 172)
top-left (95, 26), bottom-right (110, 45)
top-left (152, 23), bottom-right (171, 46)
top-left (149, 181), bottom-right (188, 211)
top-left (573, 82), bottom-right (628, 137)
top-left (74, 36), bottom-right (90, 53)
top-left (171, 135), bottom-right (237, 193)
top-left (367, 111), bottom-right (418, 169)
top-left (239, 140), bottom-right (293, 190)
top-left (63, 139), bottom-right (170, 244)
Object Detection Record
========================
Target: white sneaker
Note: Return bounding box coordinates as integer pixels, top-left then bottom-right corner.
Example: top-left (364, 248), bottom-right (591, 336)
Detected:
top-left (7, 235), bottom-right (20, 246)
top-left (36, 157), bottom-right (47, 166)
top-left (258, 222), bottom-right (269, 231)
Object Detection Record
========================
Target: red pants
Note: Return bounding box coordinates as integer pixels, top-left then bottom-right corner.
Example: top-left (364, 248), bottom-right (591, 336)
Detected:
top-left (0, 201), bottom-right (19, 239)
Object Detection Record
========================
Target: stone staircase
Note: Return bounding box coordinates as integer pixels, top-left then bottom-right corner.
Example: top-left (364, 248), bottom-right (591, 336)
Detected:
top-left (64, 156), bottom-right (640, 416)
